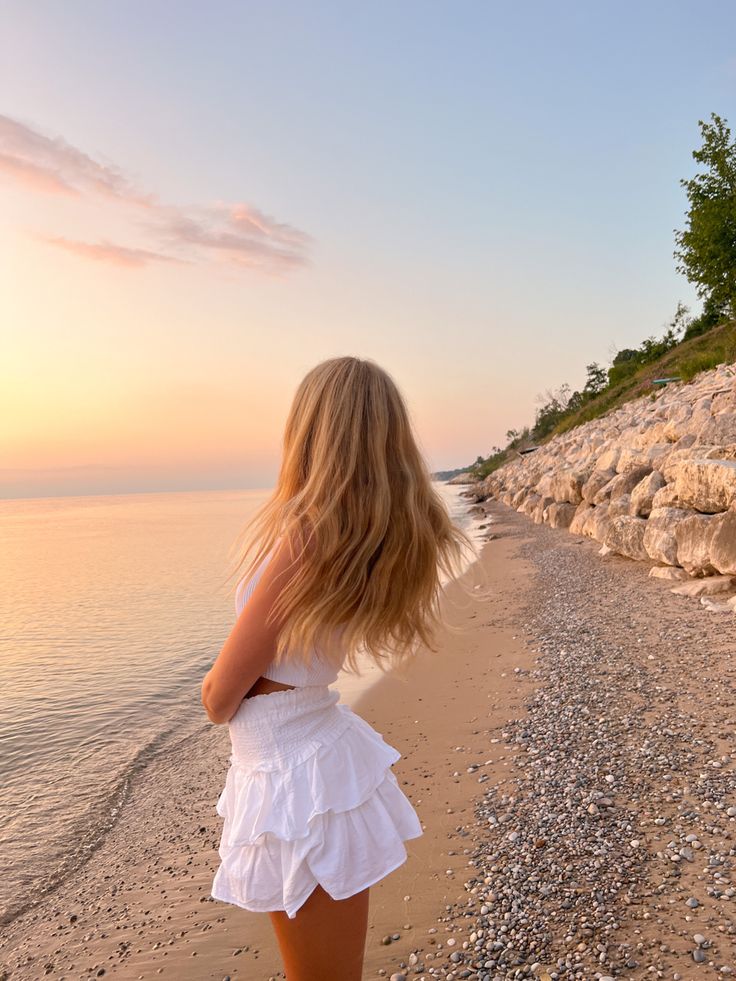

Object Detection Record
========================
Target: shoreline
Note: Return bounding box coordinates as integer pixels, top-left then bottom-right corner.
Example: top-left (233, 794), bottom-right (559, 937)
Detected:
top-left (0, 496), bottom-right (527, 980)
top-left (0, 482), bottom-right (483, 935)
top-left (4, 496), bottom-right (730, 979)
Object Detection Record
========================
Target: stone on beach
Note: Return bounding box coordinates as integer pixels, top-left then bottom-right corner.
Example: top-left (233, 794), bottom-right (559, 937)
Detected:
top-left (593, 465), bottom-right (652, 505)
top-left (700, 594), bottom-right (736, 613)
top-left (642, 506), bottom-right (692, 564)
top-left (581, 468), bottom-right (616, 503)
top-left (671, 458), bottom-right (736, 513)
top-left (675, 510), bottom-right (721, 575)
top-left (710, 508), bottom-right (736, 574)
top-left (603, 514), bottom-right (649, 560)
top-left (428, 502), bottom-right (736, 981)
top-left (670, 574), bottom-right (734, 597)
top-left (629, 469), bottom-right (666, 517)
top-left (649, 565), bottom-right (690, 581)
top-left (545, 500), bottom-right (577, 529)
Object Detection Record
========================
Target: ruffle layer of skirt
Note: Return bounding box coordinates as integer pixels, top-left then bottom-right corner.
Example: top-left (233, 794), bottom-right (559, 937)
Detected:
top-left (211, 768), bottom-right (422, 917)
top-left (215, 706), bottom-right (403, 845)
top-left (211, 694), bottom-right (423, 918)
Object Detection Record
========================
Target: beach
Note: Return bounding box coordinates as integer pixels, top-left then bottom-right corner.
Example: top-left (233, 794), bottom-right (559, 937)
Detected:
top-left (2, 499), bottom-right (735, 980)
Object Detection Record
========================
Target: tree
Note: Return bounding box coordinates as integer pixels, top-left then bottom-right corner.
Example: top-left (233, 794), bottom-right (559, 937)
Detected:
top-left (668, 301), bottom-right (691, 340)
top-left (583, 362), bottom-right (607, 397)
top-left (674, 113), bottom-right (736, 317)
top-left (612, 348), bottom-right (640, 365)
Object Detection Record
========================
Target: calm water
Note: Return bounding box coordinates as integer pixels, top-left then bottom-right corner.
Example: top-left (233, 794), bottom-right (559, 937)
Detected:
top-left (0, 483), bottom-right (481, 926)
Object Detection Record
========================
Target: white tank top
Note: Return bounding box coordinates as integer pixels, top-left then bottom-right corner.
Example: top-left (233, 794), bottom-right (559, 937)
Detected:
top-left (234, 547), bottom-right (347, 687)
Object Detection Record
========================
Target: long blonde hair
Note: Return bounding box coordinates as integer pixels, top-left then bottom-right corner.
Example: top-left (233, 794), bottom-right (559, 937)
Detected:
top-left (226, 356), bottom-right (477, 672)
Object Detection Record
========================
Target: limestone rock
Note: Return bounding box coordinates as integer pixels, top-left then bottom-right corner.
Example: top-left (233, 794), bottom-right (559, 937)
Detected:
top-left (701, 594), bottom-right (736, 613)
top-left (518, 492), bottom-right (540, 516)
top-left (651, 483), bottom-right (681, 510)
top-left (595, 447), bottom-right (620, 471)
top-left (710, 508), bottom-right (736, 575)
top-left (604, 515), bottom-right (649, 561)
top-left (649, 566), bottom-right (690, 581)
top-left (671, 459), bottom-right (736, 513)
top-left (630, 470), bottom-right (666, 517)
top-left (675, 512), bottom-right (720, 576)
top-left (569, 501), bottom-right (594, 535)
top-left (548, 468), bottom-right (589, 505)
top-left (608, 493), bottom-right (632, 519)
top-left (671, 576), bottom-right (734, 597)
top-left (593, 465), bottom-right (652, 505)
top-left (581, 468), bottom-right (616, 504)
top-left (546, 501), bottom-right (577, 529)
top-left (483, 362), bottom-right (736, 573)
top-left (643, 507), bottom-right (692, 565)
top-left (697, 412), bottom-right (736, 445)
top-left (581, 503), bottom-right (611, 543)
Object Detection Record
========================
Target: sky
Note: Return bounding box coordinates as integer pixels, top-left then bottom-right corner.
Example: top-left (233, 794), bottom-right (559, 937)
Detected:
top-left (2, 0), bottom-right (735, 499)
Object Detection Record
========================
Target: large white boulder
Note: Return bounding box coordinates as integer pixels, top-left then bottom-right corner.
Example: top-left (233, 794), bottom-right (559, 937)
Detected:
top-left (604, 515), bottom-right (649, 561)
top-left (674, 512), bottom-right (721, 575)
top-left (642, 507), bottom-right (692, 565)
top-left (630, 471), bottom-right (666, 517)
top-left (710, 509), bottom-right (736, 575)
top-left (671, 459), bottom-right (736, 513)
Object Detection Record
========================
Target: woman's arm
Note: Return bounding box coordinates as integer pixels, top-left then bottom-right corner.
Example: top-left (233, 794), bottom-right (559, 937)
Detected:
top-left (201, 535), bottom-right (300, 725)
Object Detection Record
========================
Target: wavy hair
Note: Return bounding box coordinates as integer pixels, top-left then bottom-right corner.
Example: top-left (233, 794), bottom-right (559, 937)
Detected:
top-left (225, 356), bottom-right (479, 673)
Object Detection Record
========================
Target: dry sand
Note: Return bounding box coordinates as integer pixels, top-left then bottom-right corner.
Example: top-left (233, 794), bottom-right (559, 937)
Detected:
top-left (2, 499), bottom-right (734, 981)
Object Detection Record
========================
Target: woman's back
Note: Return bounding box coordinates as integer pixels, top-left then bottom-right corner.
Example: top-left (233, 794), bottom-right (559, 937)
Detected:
top-left (235, 548), bottom-right (348, 688)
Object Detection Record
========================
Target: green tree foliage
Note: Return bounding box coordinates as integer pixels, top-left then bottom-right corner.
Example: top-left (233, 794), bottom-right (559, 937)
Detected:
top-left (674, 113), bottom-right (736, 318)
top-left (583, 362), bottom-right (607, 396)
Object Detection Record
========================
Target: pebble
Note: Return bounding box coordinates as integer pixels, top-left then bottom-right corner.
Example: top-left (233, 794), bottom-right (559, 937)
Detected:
top-left (390, 506), bottom-right (736, 980)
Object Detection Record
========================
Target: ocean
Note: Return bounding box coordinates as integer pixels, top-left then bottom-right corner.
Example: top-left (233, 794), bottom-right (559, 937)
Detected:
top-left (0, 482), bottom-right (482, 927)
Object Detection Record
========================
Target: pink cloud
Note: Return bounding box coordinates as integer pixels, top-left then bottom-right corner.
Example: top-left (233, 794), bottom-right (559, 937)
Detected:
top-left (1, 114), bottom-right (312, 277)
top-left (39, 235), bottom-right (186, 268)
top-left (228, 203), bottom-right (312, 248)
top-left (0, 152), bottom-right (77, 195)
top-left (0, 114), bottom-right (150, 204)
top-left (157, 210), bottom-right (310, 271)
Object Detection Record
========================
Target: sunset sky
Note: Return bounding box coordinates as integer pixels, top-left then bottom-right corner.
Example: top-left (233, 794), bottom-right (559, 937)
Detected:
top-left (3, 1), bottom-right (735, 499)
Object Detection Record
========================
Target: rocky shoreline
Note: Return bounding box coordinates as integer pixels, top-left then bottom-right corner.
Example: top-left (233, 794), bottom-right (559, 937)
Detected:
top-left (384, 500), bottom-right (736, 981)
top-left (468, 363), bottom-right (736, 613)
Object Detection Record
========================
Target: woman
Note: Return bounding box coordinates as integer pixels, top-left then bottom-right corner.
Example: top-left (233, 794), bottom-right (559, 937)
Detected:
top-left (201, 356), bottom-right (474, 980)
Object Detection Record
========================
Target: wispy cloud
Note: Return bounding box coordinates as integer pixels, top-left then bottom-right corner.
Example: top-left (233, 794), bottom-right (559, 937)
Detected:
top-left (0, 114), bottom-right (149, 203)
top-left (39, 235), bottom-right (187, 268)
top-left (0, 114), bottom-right (312, 276)
top-left (0, 151), bottom-right (76, 195)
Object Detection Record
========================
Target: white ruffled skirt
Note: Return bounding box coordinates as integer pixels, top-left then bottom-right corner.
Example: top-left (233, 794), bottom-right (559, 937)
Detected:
top-left (211, 684), bottom-right (423, 918)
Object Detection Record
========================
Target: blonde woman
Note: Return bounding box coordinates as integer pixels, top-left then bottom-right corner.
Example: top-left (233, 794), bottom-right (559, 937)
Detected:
top-left (201, 357), bottom-right (473, 980)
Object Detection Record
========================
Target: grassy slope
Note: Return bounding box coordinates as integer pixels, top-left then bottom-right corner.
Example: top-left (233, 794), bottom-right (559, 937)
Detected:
top-left (552, 318), bottom-right (736, 437)
top-left (468, 319), bottom-right (736, 480)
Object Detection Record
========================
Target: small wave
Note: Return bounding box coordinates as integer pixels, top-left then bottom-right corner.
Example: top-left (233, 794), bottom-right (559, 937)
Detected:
top-left (0, 706), bottom-right (209, 929)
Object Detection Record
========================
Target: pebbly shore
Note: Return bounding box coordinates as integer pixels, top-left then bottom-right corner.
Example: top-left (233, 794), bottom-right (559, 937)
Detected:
top-left (378, 500), bottom-right (736, 981)
top-left (2, 493), bottom-right (734, 981)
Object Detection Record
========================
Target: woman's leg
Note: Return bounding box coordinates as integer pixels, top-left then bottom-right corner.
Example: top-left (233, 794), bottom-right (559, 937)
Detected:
top-left (268, 884), bottom-right (369, 981)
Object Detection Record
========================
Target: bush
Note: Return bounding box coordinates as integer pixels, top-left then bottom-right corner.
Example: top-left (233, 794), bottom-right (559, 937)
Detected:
top-left (607, 359), bottom-right (640, 386)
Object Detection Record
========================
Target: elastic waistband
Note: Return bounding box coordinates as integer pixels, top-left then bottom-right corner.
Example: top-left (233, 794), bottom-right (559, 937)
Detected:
top-left (227, 685), bottom-right (347, 769)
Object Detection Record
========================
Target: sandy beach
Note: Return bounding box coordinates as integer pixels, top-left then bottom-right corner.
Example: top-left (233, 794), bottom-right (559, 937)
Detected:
top-left (2, 499), bottom-right (735, 980)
